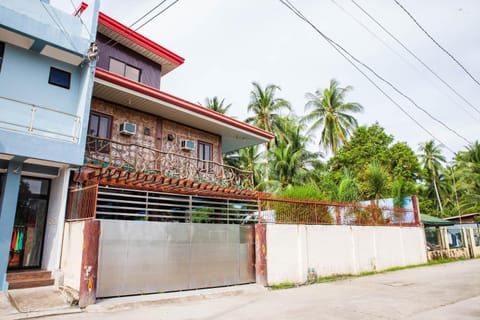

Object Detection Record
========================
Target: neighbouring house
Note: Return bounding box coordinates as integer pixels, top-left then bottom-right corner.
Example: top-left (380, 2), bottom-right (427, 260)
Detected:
top-left (0, 0), bottom-right (99, 291)
top-left (444, 212), bottom-right (480, 225)
top-left (60, 9), bottom-right (273, 306)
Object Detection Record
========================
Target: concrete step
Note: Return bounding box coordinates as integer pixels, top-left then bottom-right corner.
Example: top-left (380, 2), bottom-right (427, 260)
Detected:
top-left (8, 278), bottom-right (55, 290)
top-left (7, 270), bottom-right (54, 289)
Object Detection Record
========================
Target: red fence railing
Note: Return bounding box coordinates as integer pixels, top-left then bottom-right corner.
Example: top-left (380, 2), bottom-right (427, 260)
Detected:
top-left (256, 197), bottom-right (419, 227)
top-left (66, 184), bottom-right (98, 221)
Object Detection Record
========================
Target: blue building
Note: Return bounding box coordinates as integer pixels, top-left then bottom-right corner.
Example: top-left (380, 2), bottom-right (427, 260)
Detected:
top-left (0, 0), bottom-right (99, 290)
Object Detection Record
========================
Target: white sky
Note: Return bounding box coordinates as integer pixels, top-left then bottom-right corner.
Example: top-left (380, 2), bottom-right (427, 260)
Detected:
top-left (52, 0), bottom-right (479, 160)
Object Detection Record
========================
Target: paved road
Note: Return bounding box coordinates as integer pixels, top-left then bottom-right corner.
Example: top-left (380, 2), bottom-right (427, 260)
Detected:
top-left (43, 259), bottom-right (480, 320)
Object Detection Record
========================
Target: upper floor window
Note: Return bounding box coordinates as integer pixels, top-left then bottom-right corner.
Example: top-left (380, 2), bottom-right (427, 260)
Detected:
top-left (0, 42), bottom-right (4, 73)
top-left (109, 58), bottom-right (140, 82)
top-left (48, 67), bottom-right (71, 89)
top-left (198, 141), bottom-right (213, 172)
top-left (88, 112), bottom-right (112, 153)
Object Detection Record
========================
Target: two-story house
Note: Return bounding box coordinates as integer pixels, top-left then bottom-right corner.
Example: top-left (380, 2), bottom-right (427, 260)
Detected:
top-left (59, 8), bottom-right (273, 305)
top-left (0, 0), bottom-right (99, 291)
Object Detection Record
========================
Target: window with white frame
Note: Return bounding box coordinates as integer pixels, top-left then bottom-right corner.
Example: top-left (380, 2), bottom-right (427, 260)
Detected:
top-left (109, 57), bottom-right (141, 82)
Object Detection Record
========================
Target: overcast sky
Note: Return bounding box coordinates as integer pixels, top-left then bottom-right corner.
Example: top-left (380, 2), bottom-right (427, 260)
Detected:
top-left (53, 0), bottom-right (479, 160)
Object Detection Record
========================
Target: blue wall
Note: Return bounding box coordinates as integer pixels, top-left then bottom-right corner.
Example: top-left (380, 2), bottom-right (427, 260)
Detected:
top-left (0, 0), bottom-right (99, 166)
top-left (0, 44), bottom-right (82, 115)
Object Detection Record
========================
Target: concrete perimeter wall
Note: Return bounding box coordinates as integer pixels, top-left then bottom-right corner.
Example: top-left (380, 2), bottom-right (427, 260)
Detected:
top-left (60, 221), bottom-right (85, 291)
top-left (266, 225), bottom-right (427, 285)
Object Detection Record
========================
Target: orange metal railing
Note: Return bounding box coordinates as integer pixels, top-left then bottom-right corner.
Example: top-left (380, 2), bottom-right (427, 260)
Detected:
top-left (84, 136), bottom-right (254, 189)
top-left (65, 184), bottom-right (98, 221)
top-left (256, 196), bottom-right (419, 227)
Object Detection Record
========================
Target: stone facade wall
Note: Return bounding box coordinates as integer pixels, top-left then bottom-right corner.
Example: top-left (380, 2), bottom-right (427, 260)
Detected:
top-left (88, 98), bottom-right (222, 171)
top-left (91, 98), bottom-right (157, 148)
top-left (161, 120), bottom-right (221, 164)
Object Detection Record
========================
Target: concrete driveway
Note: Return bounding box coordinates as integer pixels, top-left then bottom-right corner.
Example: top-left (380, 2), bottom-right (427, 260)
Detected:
top-left (42, 259), bottom-right (480, 320)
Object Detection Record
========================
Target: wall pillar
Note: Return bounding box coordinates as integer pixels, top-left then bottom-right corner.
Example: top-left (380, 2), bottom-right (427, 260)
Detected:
top-left (0, 161), bottom-right (23, 291)
top-left (255, 223), bottom-right (267, 286)
top-left (78, 219), bottom-right (100, 308)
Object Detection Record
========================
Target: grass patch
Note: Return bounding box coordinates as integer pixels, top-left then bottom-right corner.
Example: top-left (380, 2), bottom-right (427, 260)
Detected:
top-left (316, 274), bottom-right (354, 283)
top-left (269, 258), bottom-right (470, 290)
top-left (315, 257), bottom-right (467, 284)
top-left (269, 282), bottom-right (297, 290)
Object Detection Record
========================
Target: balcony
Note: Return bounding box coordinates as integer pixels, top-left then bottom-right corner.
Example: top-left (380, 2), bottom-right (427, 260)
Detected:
top-left (0, 95), bottom-right (81, 143)
top-left (84, 136), bottom-right (254, 189)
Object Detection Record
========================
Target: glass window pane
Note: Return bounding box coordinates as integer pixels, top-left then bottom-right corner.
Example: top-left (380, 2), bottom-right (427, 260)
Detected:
top-left (98, 116), bottom-right (110, 138)
top-left (125, 65), bottom-right (140, 81)
top-left (109, 58), bottom-right (125, 76)
top-left (0, 42), bottom-right (4, 73)
top-left (22, 178), bottom-right (50, 195)
top-left (198, 143), bottom-right (204, 160)
top-left (89, 114), bottom-right (99, 136)
top-left (48, 67), bottom-right (71, 89)
top-left (205, 145), bottom-right (212, 161)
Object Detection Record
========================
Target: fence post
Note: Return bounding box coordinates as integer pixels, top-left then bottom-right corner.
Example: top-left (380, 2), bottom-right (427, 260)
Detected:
top-left (439, 227), bottom-right (449, 250)
top-left (411, 196), bottom-right (420, 226)
top-left (79, 220), bottom-right (101, 308)
top-left (255, 223), bottom-right (267, 286)
top-left (465, 228), bottom-right (475, 258)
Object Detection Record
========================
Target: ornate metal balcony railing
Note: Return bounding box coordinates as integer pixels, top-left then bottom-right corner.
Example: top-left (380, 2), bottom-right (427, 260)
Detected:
top-left (85, 136), bottom-right (254, 189)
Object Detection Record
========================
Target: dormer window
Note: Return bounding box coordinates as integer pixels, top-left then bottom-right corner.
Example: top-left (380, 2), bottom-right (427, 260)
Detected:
top-left (109, 57), bottom-right (140, 82)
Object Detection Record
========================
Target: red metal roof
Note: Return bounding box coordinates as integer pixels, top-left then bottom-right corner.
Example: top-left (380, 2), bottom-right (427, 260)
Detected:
top-left (95, 68), bottom-right (274, 140)
top-left (97, 12), bottom-right (185, 67)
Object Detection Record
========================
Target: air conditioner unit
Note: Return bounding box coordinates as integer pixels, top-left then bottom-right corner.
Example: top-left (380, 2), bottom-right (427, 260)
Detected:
top-left (119, 122), bottom-right (136, 135)
top-left (181, 140), bottom-right (195, 151)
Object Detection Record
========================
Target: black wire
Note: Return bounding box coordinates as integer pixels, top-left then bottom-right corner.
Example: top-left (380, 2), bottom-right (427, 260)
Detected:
top-left (279, 0), bottom-right (464, 152)
top-left (394, 0), bottom-right (480, 88)
top-left (134, 0), bottom-right (180, 32)
top-left (329, 0), bottom-right (479, 121)
top-left (105, 0), bottom-right (180, 49)
top-left (131, 0), bottom-right (169, 28)
top-left (350, 0), bottom-right (480, 116)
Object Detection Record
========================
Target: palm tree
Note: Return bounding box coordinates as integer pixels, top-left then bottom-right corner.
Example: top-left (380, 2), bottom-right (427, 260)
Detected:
top-left (454, 141), bottom-right (480, 212)
top-left (418, 140), bottom-right (446, 212)
top-left (303, 79), bottom-right (363, 154)
top-left (237, 145), bottom-right (265, 188)
top-left (246, 82), bottom-right (291, 144)
top-left (201, 96), bottom-right (232, 114)
top-left (338, 169), bottom-right (361, 202)
top-left (269, 116), bottom-right (321, 189)
top-left (363, 161), bottom-right (391, 203)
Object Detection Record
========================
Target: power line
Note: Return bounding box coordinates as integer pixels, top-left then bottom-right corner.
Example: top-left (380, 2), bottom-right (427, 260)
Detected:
top-left (350, 0), bottom-right (480, 116)
top-left (41, 1), bottom-right (80, 53)
top-left (279, 0), bottom-right (468, 152)
top-left (69, 0), bottom-right (94, 40)
top-left (329, 0), bottom-right (480, 121)
top-left (130, 0), bottom-right (169, 29)
top-left (279, 0), bottom-right (451, 152)
top-left (103, 0), bottom-right (169, 48)
top-left (105, 0), bottom-right (180, 49)
top-left (134, 0), bottom-right (180, 32)
top-left (393, 0), bottom-right (480, 88)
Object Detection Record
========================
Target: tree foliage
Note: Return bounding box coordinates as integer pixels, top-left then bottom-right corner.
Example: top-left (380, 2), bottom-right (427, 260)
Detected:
top-left (303, 79), bottom-right (363, 155)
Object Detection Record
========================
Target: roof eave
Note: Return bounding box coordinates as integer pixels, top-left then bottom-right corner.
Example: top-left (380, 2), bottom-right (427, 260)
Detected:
top-left (93, 69), bottom-right (273, 152)
top-left (97, 12), bottom-right (185, 67)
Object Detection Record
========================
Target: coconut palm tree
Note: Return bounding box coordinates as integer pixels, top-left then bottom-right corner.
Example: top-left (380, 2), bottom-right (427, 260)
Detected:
top-left (362, 161), bottom-right (391, 203)
top-left (338, 169), bottom-right (361, 202)
top-left (269, 116), bottom-right (320, 189)
top-left (418, 140), bottom-right (446, 212)
top-left (246, 82), bottom-right (291, 144)
top-left (303, 79), bottom-right (363, 154)
top-left (201, 96), bottom-right (232, 114)
top-left (454, 141), bottom-right (480, 212)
